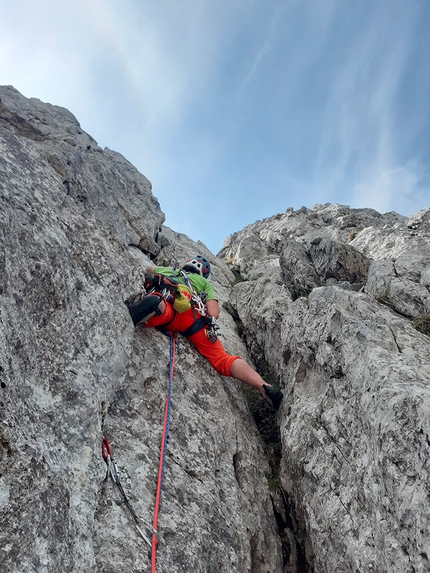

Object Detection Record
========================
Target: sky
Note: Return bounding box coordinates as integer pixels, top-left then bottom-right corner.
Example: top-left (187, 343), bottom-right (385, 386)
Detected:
top-left (1, 0), bottom-right (430, 254)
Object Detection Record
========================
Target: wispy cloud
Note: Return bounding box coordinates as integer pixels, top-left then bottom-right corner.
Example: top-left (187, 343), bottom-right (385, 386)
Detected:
top-left (1, 0), bottom-right (429, 252)
top-left (313, 1), bottom-right (425, 213)
top-left (352, 163), bottom-right (424, 213)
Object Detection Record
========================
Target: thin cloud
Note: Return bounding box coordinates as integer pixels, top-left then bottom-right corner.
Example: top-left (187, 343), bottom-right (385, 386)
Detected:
top-left (1, 0), bottom-right (429, 254)
top-left (314, 1), bottom-right (424, 213)
top-left (241, 5), bottom-right (286, 88)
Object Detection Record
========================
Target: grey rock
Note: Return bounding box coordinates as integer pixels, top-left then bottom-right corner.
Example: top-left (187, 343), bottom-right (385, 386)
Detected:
top-left (222, 203), bottom-right (430, 573)
top-left (279, 287), bottom-right (430, 573)
top-left (0, 87), bottom-right (283, 573)
top-left (280, 239), bottom-right (320, 298)
top-left (3, 85), bottom-right (430, 573)
top-left (407, 208), bottom-right (430, 231)
top-left (308, 238), bottom-right (370, 285)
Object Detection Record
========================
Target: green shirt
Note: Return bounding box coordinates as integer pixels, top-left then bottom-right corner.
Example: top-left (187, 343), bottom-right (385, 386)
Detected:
top-left (154, 266), bottom-right (217, 301)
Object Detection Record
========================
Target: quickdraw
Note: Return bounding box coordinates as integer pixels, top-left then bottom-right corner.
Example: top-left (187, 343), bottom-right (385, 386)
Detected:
top-left (102, 334), bottom-right (177, 572)
top-left (205, 315), bottom-right (221, 342)
top-left (101, 437), bottom-right (154, 547)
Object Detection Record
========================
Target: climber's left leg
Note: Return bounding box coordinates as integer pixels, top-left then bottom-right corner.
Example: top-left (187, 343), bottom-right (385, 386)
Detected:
top-left (187, 330), bottom-right (240, 377)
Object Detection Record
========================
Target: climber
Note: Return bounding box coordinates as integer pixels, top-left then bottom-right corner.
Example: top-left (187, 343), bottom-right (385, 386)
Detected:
top-left (127, 255), bottom-right (283, 410)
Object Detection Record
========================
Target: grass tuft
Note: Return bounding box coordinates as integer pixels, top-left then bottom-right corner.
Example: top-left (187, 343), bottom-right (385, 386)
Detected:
top-left (413, 312), bottom-right (430, 335)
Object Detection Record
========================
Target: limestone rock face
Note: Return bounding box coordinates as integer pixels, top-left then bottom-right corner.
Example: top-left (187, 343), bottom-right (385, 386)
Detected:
top-left (3, 85), bottom-right (430, 573)
top-left (220, 203), bottom-right (430, 573)
top-left (0, 87), bottom-right (282, 573)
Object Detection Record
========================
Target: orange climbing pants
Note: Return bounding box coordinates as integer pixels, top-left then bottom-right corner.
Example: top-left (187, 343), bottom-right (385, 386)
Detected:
top-left (144, 301), bottom-right (240, 377)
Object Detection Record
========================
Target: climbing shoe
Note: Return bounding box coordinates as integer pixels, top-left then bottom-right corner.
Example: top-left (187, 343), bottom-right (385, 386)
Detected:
top-left (262, 384), bottom-right (283, 411)
top-left (128, 294), bottom-right (162, 326)
top-left (124, 291), bottom-right (145, 307)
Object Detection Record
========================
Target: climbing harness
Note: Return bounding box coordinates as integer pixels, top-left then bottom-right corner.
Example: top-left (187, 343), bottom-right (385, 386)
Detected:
top-left (101, 437), bottom-right (154, 547)
top-left (151, 333), bottom-right (177, 572)
top-left (143, 269), bottom-right (222, 343)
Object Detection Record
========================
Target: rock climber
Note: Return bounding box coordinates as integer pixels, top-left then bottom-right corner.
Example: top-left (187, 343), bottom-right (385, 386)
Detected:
top-left (127, 255), bottom-right (283, 410)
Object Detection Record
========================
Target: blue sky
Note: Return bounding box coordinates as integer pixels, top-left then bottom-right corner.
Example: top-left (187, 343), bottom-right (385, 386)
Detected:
top-left (1, 0), bottom-right (429, 253)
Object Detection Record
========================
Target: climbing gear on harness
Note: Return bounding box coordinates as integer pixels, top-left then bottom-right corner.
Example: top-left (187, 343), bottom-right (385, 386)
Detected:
top-left (144, 272), bottom-right (180, 295)
top-left (151, 334), bottom-right (177, 573)
top-left (173, 273), bottom-right (221, 342)
top-left (128, 294), bottom-right (163, 326)
top-left (101, 437), bottom-right (154, 547)
top-left (262, 384), bottom-right (284, 411)
top-left (131, 268), bottom-right (222, 342)
top-left (182, 254), bottom-right (211, 278)
top-left (191, 291), bottom-right (207, 317)
top-left (144, 273), bottom-right (193, 314)
top-left (205, 316), bottom-right (221, 343)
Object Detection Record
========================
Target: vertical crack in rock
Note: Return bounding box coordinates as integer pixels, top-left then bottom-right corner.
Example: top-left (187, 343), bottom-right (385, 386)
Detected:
top-left (270, 493), bottom-right (312, 573)
top-left (221, 203), bottom-right (430, 573)
top-left (232, 309), bottom-right (315, 572)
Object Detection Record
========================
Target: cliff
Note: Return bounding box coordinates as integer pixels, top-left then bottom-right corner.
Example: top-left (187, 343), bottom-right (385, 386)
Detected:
top-left (1, 86), bottom-right (429, 573)
top-left (0, 86), bottom-right (281, 573)
top-left (220, 204), bottom-right (430, 572)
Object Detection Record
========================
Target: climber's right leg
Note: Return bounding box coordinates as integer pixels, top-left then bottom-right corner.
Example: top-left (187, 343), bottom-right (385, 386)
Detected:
top-left (127, 294), bottom-right (167, 326)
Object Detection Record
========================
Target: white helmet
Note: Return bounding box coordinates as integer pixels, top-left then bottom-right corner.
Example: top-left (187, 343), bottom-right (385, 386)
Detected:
top-left (182, 255), bottom-right (211, 278)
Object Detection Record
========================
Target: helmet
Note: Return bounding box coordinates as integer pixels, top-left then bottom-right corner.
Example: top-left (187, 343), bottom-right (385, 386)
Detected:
top-left (182, 255), bottom-right (211, 278)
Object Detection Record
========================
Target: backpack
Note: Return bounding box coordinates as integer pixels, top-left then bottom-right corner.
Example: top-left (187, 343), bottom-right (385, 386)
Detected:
top-left (144, 273), bottom-right (192, 313)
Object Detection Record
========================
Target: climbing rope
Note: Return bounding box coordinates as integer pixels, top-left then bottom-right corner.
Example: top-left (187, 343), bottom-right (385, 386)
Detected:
top-left (101, 334), bottom-right (177, 570)
top-left (151, 333), bottom-right (177, 572)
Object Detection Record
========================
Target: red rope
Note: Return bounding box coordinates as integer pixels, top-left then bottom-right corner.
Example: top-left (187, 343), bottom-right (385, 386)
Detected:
top-left (151, 335), bottom-right (176, 572)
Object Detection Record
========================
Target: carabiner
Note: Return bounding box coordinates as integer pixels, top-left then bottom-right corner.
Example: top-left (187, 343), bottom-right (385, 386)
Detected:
top-left (102, 438), bottom-right (112, 463)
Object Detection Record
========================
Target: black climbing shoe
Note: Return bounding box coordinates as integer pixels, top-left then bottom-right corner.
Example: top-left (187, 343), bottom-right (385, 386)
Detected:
top-left (262, 384), bottom-right (283, 411)
top-left (128, 294), bottom-right (162, 326)
top-left (124, 291), bottom-right (145, 307)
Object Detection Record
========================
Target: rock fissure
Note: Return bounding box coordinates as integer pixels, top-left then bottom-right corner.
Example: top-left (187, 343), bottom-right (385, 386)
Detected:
top-left (389, 326), bottom-right (403, 353)
top-left (274, 491), bottom-right (314, 573)
top-left (327, 483), bottom-right (356, 524)
top-left (318, 422), bottom-right (352, 466)
top-left (168, 452), bottom-right (206, 485)
top-left (228, 321), bottom-right (314, 572)
top-left (220, 202), bottom-right (430, 572)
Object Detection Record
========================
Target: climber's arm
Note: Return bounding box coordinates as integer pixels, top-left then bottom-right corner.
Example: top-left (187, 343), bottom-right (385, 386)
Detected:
top-left (206, 299), bottom-right (220, 319)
